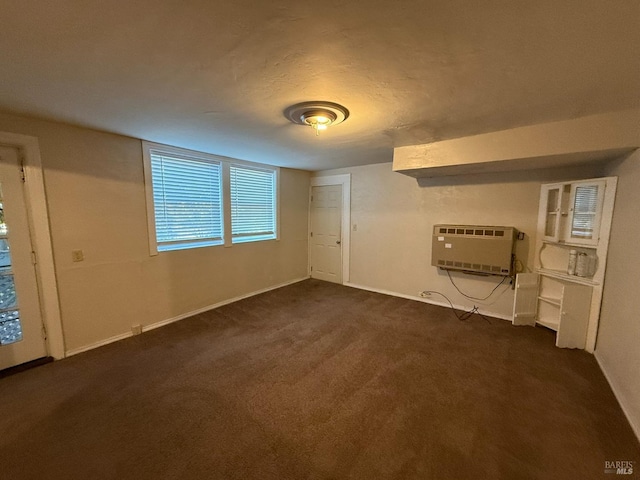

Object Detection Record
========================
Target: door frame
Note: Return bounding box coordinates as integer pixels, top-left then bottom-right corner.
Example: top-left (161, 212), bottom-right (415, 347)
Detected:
top-left (309, 174), bottom-right (351, 284)
top-left (0, 131), bottom-right (65, 359)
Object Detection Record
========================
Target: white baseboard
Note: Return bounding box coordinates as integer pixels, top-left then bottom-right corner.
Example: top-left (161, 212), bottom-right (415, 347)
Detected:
top-left (143, 276), bottom-right (310, 333)
top-left (343, 282), bottom-right (512, 321)
top-left (595, 351), bottom-right (640, 442)
top-left (65, 331), bottom-right (133, 357)
top-left (65, 276), bottom-right (310, 357)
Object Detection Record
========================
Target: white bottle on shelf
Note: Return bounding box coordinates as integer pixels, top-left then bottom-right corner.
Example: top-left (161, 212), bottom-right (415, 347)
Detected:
top-left (567, 249), bottom-right (577, 275)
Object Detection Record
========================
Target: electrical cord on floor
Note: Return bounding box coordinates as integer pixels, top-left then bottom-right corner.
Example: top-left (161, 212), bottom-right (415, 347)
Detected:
top-left (446, 269), bottom-right (508, 301)
top-left (458, 305), bottom-right (492, 324)
top-left (420, 290), bottom-right (492, 324)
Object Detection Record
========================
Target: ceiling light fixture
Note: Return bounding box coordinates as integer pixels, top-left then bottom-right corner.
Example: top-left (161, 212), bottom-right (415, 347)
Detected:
top-left (284, 101), bottom-right (349, 136)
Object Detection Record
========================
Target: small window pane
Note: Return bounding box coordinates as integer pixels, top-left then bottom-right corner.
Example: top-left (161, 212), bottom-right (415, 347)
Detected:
top-left (546, 188), bottom-right (559, 213)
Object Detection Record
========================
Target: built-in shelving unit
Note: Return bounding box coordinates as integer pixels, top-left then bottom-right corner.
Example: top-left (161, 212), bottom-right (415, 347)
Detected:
top-left (513, 176), bottom-right (617, 351)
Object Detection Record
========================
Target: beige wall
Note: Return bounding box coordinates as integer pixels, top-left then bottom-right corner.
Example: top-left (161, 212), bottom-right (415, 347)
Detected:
top-left (0, 112), bottom-right (310, 352)
top-left (598, 149), bottom-right (640, 437)
top-left (314, 162), bottom-right (607, 319)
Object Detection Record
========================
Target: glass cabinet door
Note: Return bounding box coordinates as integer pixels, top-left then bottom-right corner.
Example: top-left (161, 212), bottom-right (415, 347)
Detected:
top-left (567, 181), bottom-right (605, 245)
top-left (542, 184), bottom-right (562, 242)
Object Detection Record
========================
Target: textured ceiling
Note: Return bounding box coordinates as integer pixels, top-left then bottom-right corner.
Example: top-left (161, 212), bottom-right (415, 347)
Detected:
top-left (0, 1), bottom-right (638, 170)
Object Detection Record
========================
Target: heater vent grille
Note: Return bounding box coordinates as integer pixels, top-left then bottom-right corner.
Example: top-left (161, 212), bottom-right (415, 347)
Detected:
top-left (437, 226), bottom-right (506, 237)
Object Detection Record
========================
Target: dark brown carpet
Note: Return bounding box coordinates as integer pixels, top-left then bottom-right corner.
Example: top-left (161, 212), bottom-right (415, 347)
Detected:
top-left (0, 279), bottom-right (638, 480)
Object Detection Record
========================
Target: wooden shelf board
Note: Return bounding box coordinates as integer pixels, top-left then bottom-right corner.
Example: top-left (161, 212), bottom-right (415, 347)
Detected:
top-left (536, 318), bottom-right (559, 331)
top-left (542, 240), bottom-right (597, 250)
top-left (537, 268), bottom-right (599, 286)
top-left (538, 295), bottom-right (561, 307)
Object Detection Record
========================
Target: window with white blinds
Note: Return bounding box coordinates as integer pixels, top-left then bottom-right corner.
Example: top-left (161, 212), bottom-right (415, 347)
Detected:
top-left (143, 143), bottom-right (278, 253)
top-left (230, 165), bottom-right (277, 243)
top-left (150, 152), bottom-right (223, 251)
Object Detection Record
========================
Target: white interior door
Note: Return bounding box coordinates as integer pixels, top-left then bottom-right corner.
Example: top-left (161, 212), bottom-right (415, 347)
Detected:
top-left (310, 185), bottom-right (342, 283)
top-left (0, 145), bottom-right (47, 370)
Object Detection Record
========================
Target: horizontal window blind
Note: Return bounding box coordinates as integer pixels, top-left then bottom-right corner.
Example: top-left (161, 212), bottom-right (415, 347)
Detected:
top-left (151, 152), bottom-right (223, 250)
top-left (230, 165), bottom-right (276, 243)
top-left (571, 185), bottom-right (599, 239)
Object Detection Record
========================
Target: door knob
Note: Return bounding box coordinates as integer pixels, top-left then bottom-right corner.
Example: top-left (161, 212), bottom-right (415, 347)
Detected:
top-left (336, 240), bottom-right (341, 245)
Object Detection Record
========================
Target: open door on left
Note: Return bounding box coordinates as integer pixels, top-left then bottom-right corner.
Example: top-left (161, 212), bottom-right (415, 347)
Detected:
top-left (0, 145), bottom-right (47, 371)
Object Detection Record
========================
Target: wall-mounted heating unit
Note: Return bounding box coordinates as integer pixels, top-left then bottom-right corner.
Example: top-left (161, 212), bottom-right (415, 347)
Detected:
top-left (431, 225), bottom-right (517, 276)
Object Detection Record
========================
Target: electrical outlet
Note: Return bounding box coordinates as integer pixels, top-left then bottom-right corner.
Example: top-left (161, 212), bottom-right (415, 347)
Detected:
top-left (71, 250), bottom-right (84, 262)
top-left (353, 224), bottom-right (358, 231)
top-left (131, 324), bottom-right (143, 335)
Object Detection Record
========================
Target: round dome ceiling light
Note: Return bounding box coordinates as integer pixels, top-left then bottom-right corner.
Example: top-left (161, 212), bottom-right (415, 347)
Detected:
top-left (284, 101), bottom-right (349, 136)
